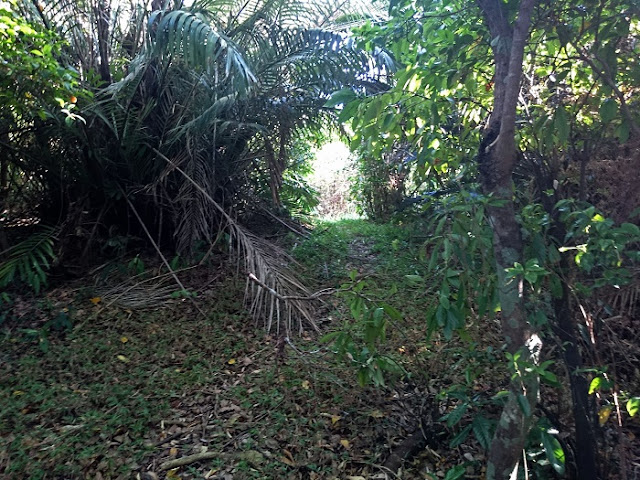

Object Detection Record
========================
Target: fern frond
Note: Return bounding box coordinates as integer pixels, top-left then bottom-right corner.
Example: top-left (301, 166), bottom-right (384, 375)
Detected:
top-left (0, 226), bottom-right (58, 294)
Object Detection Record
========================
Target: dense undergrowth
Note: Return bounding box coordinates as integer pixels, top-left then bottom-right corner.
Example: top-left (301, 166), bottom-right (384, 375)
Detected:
top-left (2, 216), bottom-right (639, 479)
top-left (0, 219), bottom-right (508, 479)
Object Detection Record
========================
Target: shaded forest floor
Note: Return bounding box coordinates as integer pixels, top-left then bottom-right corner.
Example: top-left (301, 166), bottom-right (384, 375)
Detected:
top-left (1, 219), bottom-right (637, 479)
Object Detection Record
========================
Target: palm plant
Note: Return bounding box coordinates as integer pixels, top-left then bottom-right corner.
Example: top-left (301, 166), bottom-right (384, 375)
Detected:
top-left (2, 0), bottom-right (392, 333)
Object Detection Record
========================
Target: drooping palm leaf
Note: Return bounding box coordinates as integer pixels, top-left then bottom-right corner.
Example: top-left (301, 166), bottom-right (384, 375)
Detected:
top-left (153, 148), bottom-right (319, 334)
top-left (150, 9), bottom-right (256, 85)
top-left (0, 226), bottom-right (58, 294)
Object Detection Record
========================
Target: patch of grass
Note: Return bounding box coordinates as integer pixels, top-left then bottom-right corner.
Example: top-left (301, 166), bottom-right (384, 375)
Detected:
top-left (0, 291), bottom-right (250, 479)
top-left (292, 218), bottom-right (427, 285)
top-left (1, 222), bottom-right (503, 480)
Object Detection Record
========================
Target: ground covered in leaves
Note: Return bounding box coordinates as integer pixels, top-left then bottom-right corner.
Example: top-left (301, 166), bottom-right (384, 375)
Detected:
top-left (1, 219), bottom-right (638, 479)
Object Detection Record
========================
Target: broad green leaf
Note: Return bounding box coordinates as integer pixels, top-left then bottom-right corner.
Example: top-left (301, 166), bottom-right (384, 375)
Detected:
top-left (541, 430), bottom-right (566, 474)
top-left (540, 370), bottom-right (560, 387)
top-left (599, 98), bottom-right (618, 124)
top-left (589, 376), bottom-right (603, 394)
top-left (627, 397), bottom-right (640, 417)
top-left (516, 393), bottom-right (531, 416)
top-left (445, 403), bottom-right (469, 427)
top-left (405, 274), bottom-right (424, 284)
top-left (381, 303), bottom-right (403, 321)
top-left (444, 464), bottom-right (466, 480)
top-left (324, 88), bottom-right (357, 108)
top-left (554, 107), bottom-right (570, 144)
top-left (338, 100), bottom-right (360, 123)
top-left (472, 415), bottom-right (492, 450)
top-left (363, 101), bottom-right (381, 124)
top-left (616, 119), bottom-right (630, 143)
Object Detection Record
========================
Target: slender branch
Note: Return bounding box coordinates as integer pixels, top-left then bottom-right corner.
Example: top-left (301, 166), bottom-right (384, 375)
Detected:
top-left (248, 273), bottom-right (334, 301)
top-left (159, 451), bottom-right (223, 471)
top-left (119, 185), bottom-right (206, 317)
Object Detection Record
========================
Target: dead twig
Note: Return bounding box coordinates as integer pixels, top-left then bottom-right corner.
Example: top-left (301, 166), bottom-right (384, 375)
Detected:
top-left (119, 185), bottom-right (207, 319)
top-left (248, 273), bottom-right (335, 301)
top-left (159, 451), bottom-right (224, 471)
top-left (152, 430), bottom-right (188, 448)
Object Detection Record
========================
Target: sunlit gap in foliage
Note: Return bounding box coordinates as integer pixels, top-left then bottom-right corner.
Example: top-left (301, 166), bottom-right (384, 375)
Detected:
top-left (309, 140), bottom-right (360, 221)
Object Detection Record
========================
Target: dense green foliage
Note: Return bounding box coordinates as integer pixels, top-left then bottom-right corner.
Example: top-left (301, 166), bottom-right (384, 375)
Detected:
top-left (3, 0), bottom-right (640, 478)
top-left (0, 0), bottom-right (80, 123)
top-left (321, 0), bottom-right (640, 477)
top-left (0, 0), bottom-right (386, 263)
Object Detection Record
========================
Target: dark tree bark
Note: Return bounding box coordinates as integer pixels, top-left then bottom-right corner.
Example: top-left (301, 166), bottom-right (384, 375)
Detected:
top-left (95, 0), bottom-right (112, 84)
top-left (475, 1), bottom-right (540, 478)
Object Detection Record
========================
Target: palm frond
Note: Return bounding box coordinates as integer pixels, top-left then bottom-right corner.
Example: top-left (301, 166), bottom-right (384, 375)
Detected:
top-left (150, 9), bottom-right (256, 85)
top-left (0, 226), bottom-right (58, 294)
top-left (153, 148), bottom-right (318, 334)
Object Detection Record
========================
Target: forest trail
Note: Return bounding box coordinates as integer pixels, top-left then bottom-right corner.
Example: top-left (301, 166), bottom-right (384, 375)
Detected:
top-left (3, 218), bottom-right (638, 479)
top-left (0, 220), bottom-right (490, 479)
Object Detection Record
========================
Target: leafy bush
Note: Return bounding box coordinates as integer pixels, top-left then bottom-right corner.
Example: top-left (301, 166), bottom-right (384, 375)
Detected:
top-left (0, 227), bottom-right (57, 294)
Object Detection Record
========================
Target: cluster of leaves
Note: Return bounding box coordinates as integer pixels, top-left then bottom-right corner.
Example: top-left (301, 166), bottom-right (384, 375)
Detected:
top-left (321, 3), bottom-right (640, 474)
top-left (349, 141), bottom-right (411, 221)
top-left (556, 201), bottom-right (640, 288)
top-left (0, 226), bottom-right (57, 294)
top-left (0, 0), bottom-right (80, 122)
top-left (327, 0), bottom-right (640, 215)
top-left (322, 271), bottom-right (405, 387)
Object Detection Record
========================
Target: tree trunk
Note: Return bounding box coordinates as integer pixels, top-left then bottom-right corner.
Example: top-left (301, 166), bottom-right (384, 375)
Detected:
top-left (95, 0), bottom-right (112, 84)
top-left (475, 1), bottom-right (540, 478)
top-left (547, 208), bottom-right (599, 479)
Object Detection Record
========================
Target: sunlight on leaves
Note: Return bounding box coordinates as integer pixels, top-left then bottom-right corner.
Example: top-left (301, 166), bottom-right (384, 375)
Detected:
top-left (598, 406), bottom-right (613, 426)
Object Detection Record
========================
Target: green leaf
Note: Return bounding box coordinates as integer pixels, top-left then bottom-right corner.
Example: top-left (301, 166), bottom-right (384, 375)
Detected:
top-left (363, 101), bottom-right (381, 124)
top-left (338, 100), bottom-right (360, 123)
top-left (599, 98), bottom-right (618, 124)
top-left (324, 88), bottom-right (357, 108)
top-left (516, 393), bottom-right (531, 416)
top-left (405, 274), bottom-right (424, 284)
top-left (357, 368), bottom-right (368, 387)
top-left (626, 397), bottom-right (640, 417)
top-left (589, 376), bottom-right (603, 394)
top-left (554, 107), bottom-right (570, 144)
top-left (541, 430), bottom-right (566, 474)
top-left (618, 223), bottom-right (640, 236)
top-left (444, 464), bottom-right (466, 480)
top-left (320, 331), bottom-right (342, 344)
top-left (445, 403), bottom-right (469, 427)
top-left (540, 370), bottom-right (560, 387)
top-left (449, 424), bottom-right (472, 447)
top-left (381, 303), bottom-right (403, 321)
top-left (616, 119), bottom-right (631, 143)
top-left (472, 415), bottom-right (492, 450)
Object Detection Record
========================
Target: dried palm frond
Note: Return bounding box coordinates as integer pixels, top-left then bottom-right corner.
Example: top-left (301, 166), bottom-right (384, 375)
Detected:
top-left (153, 148), bottom-right (320, 334)
top-left (97, 280), bottom-right (178, 310)
top-left (239, 231), bottom-right (318, 334)
top-left (606, 277), bottom-right (640, 317)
